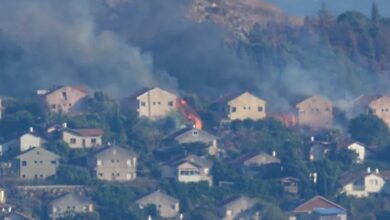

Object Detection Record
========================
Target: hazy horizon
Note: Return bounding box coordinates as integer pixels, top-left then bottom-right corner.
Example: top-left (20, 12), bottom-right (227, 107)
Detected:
top-left (266, 0), bottom-right (390, 17)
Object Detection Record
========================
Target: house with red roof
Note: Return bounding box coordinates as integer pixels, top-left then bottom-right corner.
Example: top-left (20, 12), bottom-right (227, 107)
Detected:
top-left (62, 126), bottom-right (103, 149)
top-left (290, 195), bottom-right (347, 220)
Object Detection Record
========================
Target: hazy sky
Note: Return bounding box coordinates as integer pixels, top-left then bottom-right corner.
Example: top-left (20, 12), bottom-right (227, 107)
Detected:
top-left (266, 0), bottom-right (390, 17)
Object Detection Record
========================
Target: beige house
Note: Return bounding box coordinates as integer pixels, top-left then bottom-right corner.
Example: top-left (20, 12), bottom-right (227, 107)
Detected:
top-left (39, 86), bottom-right (87, 114)
top-left (134, 87), bottom-right (178, 119)
top-left (168, 128), bottom-right (218, 155)
top-left (136, 190), bottom-right (180, 218)
top-left (17, 147), bottom-right (60, 180)
top-left (296, 96), bottom-right (333, 130)
top-left (225, 92), bottom-right (266, 121)
top-left (347, 142), bottom-right (367, 163)
top-left (220, 196), bottom-right (258, 220)
top-left (339, 169), bottom-right (390, 197)
top-left (88, 145), bottom-right (137, 182)
top-left (369, 96), bottom-right (390, 128)
top-left (62, 128), bottom-right (103, 149)
top-left (49, 193), bottom-right (94, 220)
top-left (162, 155), bottom-right (213, 185)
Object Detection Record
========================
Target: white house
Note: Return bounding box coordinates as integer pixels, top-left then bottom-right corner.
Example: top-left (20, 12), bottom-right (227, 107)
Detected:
top-left (339, 168), bottom-right (390, 197)
top-left (1, 128), bottom-right (46, 153)
top-left (347, 142), bottom-right (367, 163)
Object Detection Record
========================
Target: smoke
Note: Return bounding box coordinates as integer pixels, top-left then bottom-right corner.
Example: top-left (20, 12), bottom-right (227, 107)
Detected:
top-left (0, 0), bottom-right (177, 96)
top-left (0, 0), bottom-right (388, 115)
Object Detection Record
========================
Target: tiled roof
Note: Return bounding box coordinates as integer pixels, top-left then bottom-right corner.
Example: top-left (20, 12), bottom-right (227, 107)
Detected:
top-left (339, 170), bottom-right (390, 186)
top-left (293, 196), bottom-right (345, 213)
top-left (164, 154), bottom-right (213, 168)
top-left (64, 128), bottom-right (104, 137)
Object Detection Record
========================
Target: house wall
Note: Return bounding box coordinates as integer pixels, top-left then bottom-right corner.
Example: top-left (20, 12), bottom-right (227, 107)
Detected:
top-left (136, 88), bottom-right (177, 119)
top-left (138, 197), bottom-right (179, 218)
top-left (19, 149), bottom-right (59, 180)
top-left (297, 97), bottom-right (333, 130)
top-left (20, 133), bottom-right (43, 152)
top-left (347, 143), bottom-right (365, 163)
top-left (62, 131), bottom-right (102, 148)
top-left (93, 155), bottom-right (137, 182)
top-left (227, 93), bottom-right (266, 121)
top-left (0, 189), bottom-right (5, 204)
top-left (343, 174), bottom-right (385, 197)
top-left (50, 196), bottom-right (93, 219)
top-left (369, 96), bottom-right (390, 128)
top-left (45, 87), bottom-right (87, 113)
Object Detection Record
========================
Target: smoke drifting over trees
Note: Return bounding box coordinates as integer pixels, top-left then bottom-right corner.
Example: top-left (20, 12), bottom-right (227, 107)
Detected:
top-left (0, 0), bottom-right (389, 112)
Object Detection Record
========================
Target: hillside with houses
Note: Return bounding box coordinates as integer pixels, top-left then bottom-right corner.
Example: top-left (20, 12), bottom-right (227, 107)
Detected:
top-left (0, 85), bottom-right (390, 219)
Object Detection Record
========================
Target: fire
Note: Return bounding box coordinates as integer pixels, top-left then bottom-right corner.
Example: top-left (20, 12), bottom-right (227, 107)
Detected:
top-left (273, 114), bottom-right (298, 127)
top-left (176, 99), bottom-right (203, 129)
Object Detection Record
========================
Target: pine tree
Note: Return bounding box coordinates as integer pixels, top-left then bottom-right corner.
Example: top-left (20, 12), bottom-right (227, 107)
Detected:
top-left (371, 2), bottom-right (380, 22)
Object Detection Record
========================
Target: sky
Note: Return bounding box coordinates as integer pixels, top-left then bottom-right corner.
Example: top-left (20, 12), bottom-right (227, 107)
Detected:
top-left (266, 0), bottom-right (390, 17)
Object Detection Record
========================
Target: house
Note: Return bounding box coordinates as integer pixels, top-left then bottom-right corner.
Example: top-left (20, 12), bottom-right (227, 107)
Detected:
top-left (339, 169), bottom-right (390, 197)
top-left (62, 127), bottom-right (103, 149)
top-left (219, 196), bottom-right (258, 220)
top-left (1, 128), bottom-right (46, 153)
top-left (16, 147), bottom-right (60, 180)
top-left (4, 212), bottom-right (36, 220)
top-left (87, 145), bottom-right (137, 182)
top-left (290, 195), bottom-right (347, 220)
top-left (346, 142), bottom-right (367, 163)
top-left (162, 154), bottom-right (213, 185)
top-left (281, 177), bottom-right (300, 194)
top-left (132, 87), bottom-right (178, 119)
top-left (49, 193), bottom-right (94, 220)
top-left (0, 187), bottom-right (5, 204)
top-left (166, 128), bottom-right (218, 155)
top-left (0, 203), bottom-right (14, 217)
top-left (309, 143), bottom-right (329, 161)
top-left (236, 152), bottom-right (281, 167)
top-left (369, 95), bottom-right (390, 128)
top-left (296, 96), bottom-right (333, 130)
top-left (38, 86), bottom-right (87, 114)
top-left (136, 190), bottom-right (180, 218)
top-left (221, 92), bottom-right (267, 121)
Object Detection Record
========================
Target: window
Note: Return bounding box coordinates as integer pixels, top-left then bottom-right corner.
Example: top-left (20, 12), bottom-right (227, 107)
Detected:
top-left (70, 138), bottom-right (76, 144)
top-left (112, 173), bottom-right (115, 176)
top-left (117, 160), bottom-right (120, 163)
top-left (231, 107), bottom-right (236, 113)
top-left (153, 102), bottom-right (156, 105)
top-left (258, 106), bottom-right (263, 112)
top-left (34, 160), bottom-right (38, 164)
top-left (40, 161), bottom-right (43, 164)
top-left (51, 104), bottom-right (56, 109)
top-left (243, 106), bottom-right (246, 110)
top-left (51, 160), bottom-right (57, 165)
top-left (22, 174), bottom-right (26, 179)
top-left (36, 151), bottom-right (40, 155)
top-left (127, 160), bottom-right (131, 166)
top-left (168, 101), bottom-right (174, 107)
top-left (98, 173), bottom-right (103, 177)
top-left (171, 204), bottom-right (175, 210)
top-left (22, 161), bottom-right (27, 166)
top-left (370, 179), bottom-right (378, 186)
top-left (140, 101), bottom-right (146, 107)
top-left (116, 173), bottom-right (120, 176)
top-left (192, 130), bottom-right (199, 136)
top-left (91, 138), bottom-right (97, 144)
top-left (158, 102), bottom-right (161, 105)
top-left (62, 92), bottom-right (68, 100)
top-left (39, 174), bottom-right (43, 178)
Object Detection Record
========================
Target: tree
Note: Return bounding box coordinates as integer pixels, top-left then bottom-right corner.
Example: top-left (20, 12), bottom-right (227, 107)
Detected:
top-left (348, 114), bottom-right (389, 147)
top-left (371, 2), bottom-right (381, 22)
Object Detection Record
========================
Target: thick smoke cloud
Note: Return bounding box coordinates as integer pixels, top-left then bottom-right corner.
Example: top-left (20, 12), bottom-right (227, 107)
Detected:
top-left (0, 0), bottom-right (176, 96)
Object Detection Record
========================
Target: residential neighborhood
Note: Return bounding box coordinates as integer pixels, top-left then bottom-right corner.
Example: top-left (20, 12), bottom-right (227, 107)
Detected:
top-left (1, 84), bottom-right (390, 219)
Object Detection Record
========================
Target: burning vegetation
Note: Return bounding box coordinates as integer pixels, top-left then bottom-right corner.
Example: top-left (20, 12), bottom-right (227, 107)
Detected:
top-left (176, 99), bottom-right (203, 129)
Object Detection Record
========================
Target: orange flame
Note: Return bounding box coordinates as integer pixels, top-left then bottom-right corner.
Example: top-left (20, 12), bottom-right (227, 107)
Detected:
top-left (273, 114), bottom-right (298, 127)
top-left (176, 99), bottom-right (203, 129)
